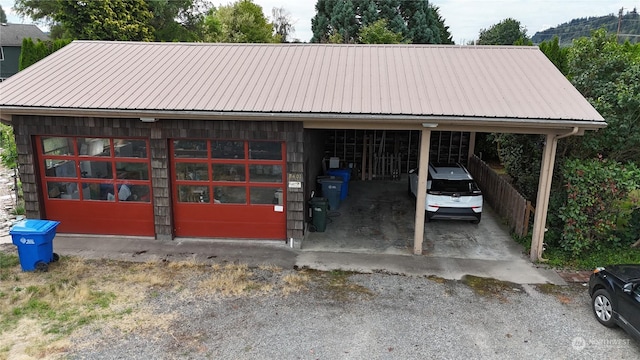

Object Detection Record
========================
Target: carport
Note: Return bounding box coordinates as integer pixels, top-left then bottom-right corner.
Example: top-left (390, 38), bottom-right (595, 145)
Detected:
top-left (300, 44), bottom-right (606, 261)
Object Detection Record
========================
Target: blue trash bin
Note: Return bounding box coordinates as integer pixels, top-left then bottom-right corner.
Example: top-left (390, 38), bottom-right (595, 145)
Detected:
top-left (326, 168), bottom-right (351, 201)
top-left (10, 219), bottom-right (60, 272)
top-left (317, 177), bottom-right (342, 210)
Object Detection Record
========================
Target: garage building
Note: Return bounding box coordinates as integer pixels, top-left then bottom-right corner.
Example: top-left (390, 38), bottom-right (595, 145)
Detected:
top-left (0, 41), bottom-right (606, 260)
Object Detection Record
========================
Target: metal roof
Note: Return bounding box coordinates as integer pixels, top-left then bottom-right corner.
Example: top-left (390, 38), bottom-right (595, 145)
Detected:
top-left (0, 41), bottom-right (605, 127)
top-left (0, 23), bottom-right (49, 46)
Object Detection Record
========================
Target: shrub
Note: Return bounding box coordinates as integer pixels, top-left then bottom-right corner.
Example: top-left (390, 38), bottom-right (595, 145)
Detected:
top-left (558, 158), bottom-right (639, 256)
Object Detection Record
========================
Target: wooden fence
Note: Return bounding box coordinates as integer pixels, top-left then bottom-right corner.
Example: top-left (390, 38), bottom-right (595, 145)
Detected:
top-left (467, 155), bottom-right (534, 236)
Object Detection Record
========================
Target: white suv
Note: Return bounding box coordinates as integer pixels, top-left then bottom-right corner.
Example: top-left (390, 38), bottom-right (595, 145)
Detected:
top-left (408, 163), bottom-right (483, 223)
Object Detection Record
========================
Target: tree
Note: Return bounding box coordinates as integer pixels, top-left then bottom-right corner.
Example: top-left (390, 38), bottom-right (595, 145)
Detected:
top-left (567, 29), bottom-right (640, 162)
top-left (14, 0), bottom-right (212, 41)
top-left (359, 19), bottom-right (403, 44)
top-left (310, 0), bottom-right (452, 44)
top-left (204, 0), bottom-right (275, 43)
top-left (147, 0), bottom-right (211, 42)
top-left (0, 5), bottom-right (7, 23)
top-left (19, 38), bottom-right (72, 70)
top-left (15, 0), bottom-right (154, 41)
top-left (477, 18), bottom-right (530, 45)
top-left (539, 36), bottom-right (569, 74)
top-left (272, 7), bottom-right (295, 42)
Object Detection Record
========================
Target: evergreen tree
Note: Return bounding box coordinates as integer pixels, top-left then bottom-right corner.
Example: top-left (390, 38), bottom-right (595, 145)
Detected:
top-left (330, 0), bottom-right (358, 43)
top-left (360, 0), bottom-right (378, 27)
top-left (311, 0), bottom-right (452, 44)
top-left (0, 5), bottom-right (7, 23)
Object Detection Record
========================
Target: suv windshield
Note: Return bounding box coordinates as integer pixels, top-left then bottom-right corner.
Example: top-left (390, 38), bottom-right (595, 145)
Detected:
top-left (430, 179), bottom-right (480, 195)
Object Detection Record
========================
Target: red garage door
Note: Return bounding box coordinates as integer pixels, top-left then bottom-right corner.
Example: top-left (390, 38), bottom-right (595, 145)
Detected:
top-left (171, 139), bottom-right (286, 240)
top-left (37, 136), bottom-right (154, 236)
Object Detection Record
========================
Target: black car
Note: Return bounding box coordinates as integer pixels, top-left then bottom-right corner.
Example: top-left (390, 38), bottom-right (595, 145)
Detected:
top-left (589, 265), bottom-right (640, 341)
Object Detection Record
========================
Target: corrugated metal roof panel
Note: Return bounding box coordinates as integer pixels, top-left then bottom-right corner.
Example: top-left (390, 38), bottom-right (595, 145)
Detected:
top-left (0, 41), bottom-right (604, 122)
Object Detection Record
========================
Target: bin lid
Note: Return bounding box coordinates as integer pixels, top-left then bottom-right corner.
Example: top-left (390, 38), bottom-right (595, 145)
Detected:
top-left (10, 219), bottom-right (60, 235)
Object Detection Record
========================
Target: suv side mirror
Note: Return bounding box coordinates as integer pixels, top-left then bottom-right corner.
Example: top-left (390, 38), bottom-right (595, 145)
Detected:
top-left (623, 282), bottom-right (634, 294)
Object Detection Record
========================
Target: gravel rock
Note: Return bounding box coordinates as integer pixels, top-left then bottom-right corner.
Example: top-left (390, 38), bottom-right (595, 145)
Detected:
top-left (66, 273), bottom-right (640, 359)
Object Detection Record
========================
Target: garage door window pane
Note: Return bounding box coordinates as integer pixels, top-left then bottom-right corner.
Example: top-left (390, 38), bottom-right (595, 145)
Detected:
top-left (213, 186), bottom-right (246, 204)
top-left (42, 137), bottom-right (74, 156)
top-left (175, 163), bottom-right (209, 181)
top-left (178, 185), bottom-right (209, 203)
top-left (174, 140), bottom-right (207, 158)
top-left (125, 185), bottom-right (151, 202)
top-left (249, 141), bottom-right (281, 160)
top-left (116, 162), bottom-right (149, 180)
top-left (213, 164), bottom-right (245, 182)
top-left (114, 139), bottom-right (147, 158)
top-left (249, 165), bottom-right (282, 183)
top-left (78, 138), bottom-right (110, 156)
top-left (46, 182), bottom-right (79, 199)
top-left (211, 140), bottom-right (244, 159)
top-left (44, 160), bottom-right (77, 178)
top-left (250, 187), bottom-right (282, 205)
top-left (80, 161), bottom-right (113, 179)
top-left (82, 183), bottom-right (116, 201)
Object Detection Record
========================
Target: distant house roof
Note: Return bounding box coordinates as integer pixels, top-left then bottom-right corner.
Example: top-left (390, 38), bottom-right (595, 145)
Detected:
top-left (0, 41), bottom-right (606, 130)
top-left (0, 23), bottom-right (49, 46)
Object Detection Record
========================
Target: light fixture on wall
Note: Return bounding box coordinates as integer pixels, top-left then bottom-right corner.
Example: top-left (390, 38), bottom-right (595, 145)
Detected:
top-left (139, 117), bottom-right (158, 123)
top-left (421, 123), bottom-right (438, 128)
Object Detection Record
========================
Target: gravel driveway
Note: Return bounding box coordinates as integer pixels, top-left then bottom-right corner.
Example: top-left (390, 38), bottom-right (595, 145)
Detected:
top-left (67, 271), bottom-right (640, 360)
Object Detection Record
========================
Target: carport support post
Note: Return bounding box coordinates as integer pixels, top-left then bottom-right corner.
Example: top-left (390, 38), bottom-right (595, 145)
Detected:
top-left (413, 129), bottom-right (431, 255)
top-left (530, 133), bottom-right (558, 262)
top-left (467, 132), bottom-right (476, 162)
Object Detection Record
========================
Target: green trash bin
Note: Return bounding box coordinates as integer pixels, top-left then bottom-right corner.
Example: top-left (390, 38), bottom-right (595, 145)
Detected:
top-left (309, 197), bottom-right (328, 232)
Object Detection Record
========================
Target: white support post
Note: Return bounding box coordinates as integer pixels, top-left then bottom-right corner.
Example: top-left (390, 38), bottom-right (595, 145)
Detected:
top-left (413, 129), bottom-right (431, 255)
top-left (468, 131), bottom-right (476, 162)
top-left (530, 133), bottom-right (558, 262)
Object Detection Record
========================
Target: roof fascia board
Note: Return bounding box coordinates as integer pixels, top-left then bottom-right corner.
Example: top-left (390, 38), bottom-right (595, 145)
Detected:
top-left (0, 107), bottom-right (606, 133)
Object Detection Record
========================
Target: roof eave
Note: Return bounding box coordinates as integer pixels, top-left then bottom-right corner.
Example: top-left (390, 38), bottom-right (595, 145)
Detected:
top-left (0, 107), bottom-right (607, 134)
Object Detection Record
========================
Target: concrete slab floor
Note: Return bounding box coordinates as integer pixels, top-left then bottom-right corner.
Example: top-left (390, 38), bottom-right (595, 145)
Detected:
top-left (299, 178), bottom-right (565, 285)
top-left (302, 178), bottom-right (524, 261)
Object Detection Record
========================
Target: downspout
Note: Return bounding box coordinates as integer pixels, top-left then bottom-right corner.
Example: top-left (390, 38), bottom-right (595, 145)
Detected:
top-left (555, 127), bottom-right (579, 140)
top-left (532, 126), bottom-right (580, 262)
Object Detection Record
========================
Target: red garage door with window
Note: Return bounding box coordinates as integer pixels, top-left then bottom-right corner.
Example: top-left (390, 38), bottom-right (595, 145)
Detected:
top-left (171, 139), bottom-right (286, 239)
top-left (37, 136), bottom-right (154, 236)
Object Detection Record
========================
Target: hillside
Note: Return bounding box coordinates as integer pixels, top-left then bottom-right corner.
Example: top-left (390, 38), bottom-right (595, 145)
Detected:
top-left (532, 8), bottom-right (640, 45)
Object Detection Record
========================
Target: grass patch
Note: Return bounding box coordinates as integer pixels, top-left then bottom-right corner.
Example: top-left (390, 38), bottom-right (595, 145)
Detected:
top-left (426, 275), bottom-right (447, 284)
top-left (535, 283), bottom-right (586, 304)
top-left (461, 275), bottom-right (522, 302)
top-left (0, 247), bottom-right (361, 358)
top-left (0, 253), bottom-right (19, 269)
top-left (0, 255), bottom-right (283, 358)
top-left (544, 246), bottom-right (640, 270)
top-left (310, 269), bottom-right (374, 301)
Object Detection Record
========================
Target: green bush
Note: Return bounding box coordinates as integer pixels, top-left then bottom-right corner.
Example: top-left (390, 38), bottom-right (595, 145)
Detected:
top-left (558, 158), bottom-right (639, 256)
top-left (0, 124), bottom-right (16, 169)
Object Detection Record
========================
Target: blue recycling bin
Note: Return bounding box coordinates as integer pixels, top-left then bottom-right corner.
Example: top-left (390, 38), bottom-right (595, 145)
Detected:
top-left (326, 168), bottom-right (351, 201)
top-left (10, 219), bottom-right (60, 272)
top-left (317, 177), bottom-right (342, 210)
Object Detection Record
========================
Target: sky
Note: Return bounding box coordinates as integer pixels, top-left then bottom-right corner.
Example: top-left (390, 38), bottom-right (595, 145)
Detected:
top-left (1, 0), bottom-right (638, 44)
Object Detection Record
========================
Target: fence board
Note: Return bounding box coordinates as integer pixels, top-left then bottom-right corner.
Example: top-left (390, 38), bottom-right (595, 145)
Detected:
top-left (468, 155), bottom-right (533, 236)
